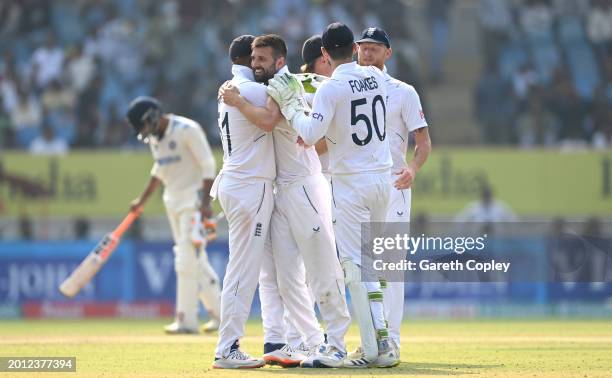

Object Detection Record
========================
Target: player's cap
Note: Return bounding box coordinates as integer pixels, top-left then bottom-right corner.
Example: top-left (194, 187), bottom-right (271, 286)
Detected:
top-left (322, 22), bottom-right (354, 51)
top-left (302, 35), bottom-right (323, 64)
top-left (356, 27), bottom-right (391, 48)
top-left (229, 34), bottom-right (255, 60)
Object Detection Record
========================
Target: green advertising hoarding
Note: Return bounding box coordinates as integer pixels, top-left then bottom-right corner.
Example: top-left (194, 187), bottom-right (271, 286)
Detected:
top-left (410, 149), bottom-right (611, 216)
top-left (1, 149), bottom-right (610, 217)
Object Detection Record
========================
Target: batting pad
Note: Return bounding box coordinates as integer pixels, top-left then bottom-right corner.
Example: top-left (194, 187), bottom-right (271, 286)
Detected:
top-left (342, 259), bottom-right (379, 361)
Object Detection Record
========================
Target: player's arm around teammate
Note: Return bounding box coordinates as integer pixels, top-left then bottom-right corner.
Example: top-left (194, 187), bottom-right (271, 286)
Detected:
top-left (212, 35), bottom-right (276, 369)
top-left (220, 89), bottom-right (282, 132)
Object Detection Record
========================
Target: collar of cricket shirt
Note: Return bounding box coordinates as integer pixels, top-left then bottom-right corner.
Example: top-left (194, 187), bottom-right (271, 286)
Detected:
top-left (277, 65), bottom-right (290, 75)
top-left (332, 61), bottom-right (358, 76)
top-left (231, 64), bottom-right (255, 81)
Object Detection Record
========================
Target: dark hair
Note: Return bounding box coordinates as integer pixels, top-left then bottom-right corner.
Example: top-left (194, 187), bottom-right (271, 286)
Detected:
top-left (232, 55), bottom-right (251, 66)
top-left (301, 61), bottom-right (316, 73)
top-left (252, 34), bottom-right (287, 59)
top-left (326, 43), bottom-right (354, 61)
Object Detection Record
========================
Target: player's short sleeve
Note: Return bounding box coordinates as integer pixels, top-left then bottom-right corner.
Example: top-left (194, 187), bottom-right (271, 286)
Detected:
top-left (150, 162), bottom-right (160, 178)
top-left (292, 80), bottom-right (336, 145)
top-left (310, 80), bottom-right (336, 132)
top-left (401, 85), bottom-right (428, 132)
top-left (238, 81), bottom-right (268, 107)
top-left (184, 124), bottom-right (216, 179)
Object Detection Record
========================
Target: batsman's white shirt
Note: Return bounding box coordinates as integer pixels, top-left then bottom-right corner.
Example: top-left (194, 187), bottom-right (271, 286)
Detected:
top-left (383, 71), bottom-right (428, 348)
top-left (150, 114), bottom-right (216, 211)
top-left (148, 114), bottom-right (219, 330)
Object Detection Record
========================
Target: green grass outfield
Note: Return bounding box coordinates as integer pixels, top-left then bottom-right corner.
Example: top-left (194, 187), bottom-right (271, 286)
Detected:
top-left (1, 319), bottom-right (611, 377)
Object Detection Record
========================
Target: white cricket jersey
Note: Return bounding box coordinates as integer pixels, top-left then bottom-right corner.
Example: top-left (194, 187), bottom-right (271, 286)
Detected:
top-left (384, 72), bottom-right (428, 170)
top-left (292, 62), bottom-right (392, 175)
top-left (304, 88), bottom-right (329, 176)
top-left (273, 66), bottom-right (321, 185)
top-left (218, 65), bottom-right (276, 181)
top-left (149, 114), bottom-right (216, 211)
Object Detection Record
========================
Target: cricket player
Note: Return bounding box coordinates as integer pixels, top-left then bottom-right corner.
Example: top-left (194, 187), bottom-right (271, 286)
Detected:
top-left (355, 27), bottom-right (431, 356)
top-left (299, 35), bottom-right (334, 179)
top-left (220, 35), bottom-right (326, 368)
top-left (220, 34), bottom-right (351, 369)
top-left (126, 96), bottom-right (221, 335)
top-left (210, 35), bottom-right (276, 369)
top-left (268, 22), bottom-right (405, 368)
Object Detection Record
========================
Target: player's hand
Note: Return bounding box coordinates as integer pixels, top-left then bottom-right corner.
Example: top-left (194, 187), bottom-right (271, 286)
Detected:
top-left (217, 80), bottom-right (231, 101)
top-left (220, 83), bottom-right (242, 107)
top-left (203, 218), bottom-right (218, 242)
top-left (200, 204), bottom-right (213, 220)
top-left (129, 198), bottom-right (144, 213)
top-left (296, 136), bottom-right (311, 148)
top-left (394, 166), bottom-right (416, 189)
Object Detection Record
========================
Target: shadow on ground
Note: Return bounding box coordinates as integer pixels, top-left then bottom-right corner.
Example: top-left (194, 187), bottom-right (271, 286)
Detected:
top-left (250, 362), bottom-right (502, 376)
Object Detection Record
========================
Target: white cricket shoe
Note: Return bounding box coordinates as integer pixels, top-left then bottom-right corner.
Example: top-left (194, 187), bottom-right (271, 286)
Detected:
top-left (342, 345), bottom-right (374, 368)
top-left (301, 344), bottom-right (345, 368)
top-left (374, 338), bottom-right (400, 368)
top-left (263, 344), bottom-right (306, 368)
top-left (346, 346), bottom-right (364, 360)
top-left (201, 319), bottom-right (219, 333)
top-left (295, 342), bottom-right (311, 355)
top-left (212, 349), bottom-right (265, 369)
top-left (163, 322), bottom-right (198, 335)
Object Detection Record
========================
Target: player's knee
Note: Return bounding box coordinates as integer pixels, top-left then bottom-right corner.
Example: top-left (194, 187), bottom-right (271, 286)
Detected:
top-left (174, 244), bottom-right (198, 274)
top-left (342, 259), bottom-right (361, 285)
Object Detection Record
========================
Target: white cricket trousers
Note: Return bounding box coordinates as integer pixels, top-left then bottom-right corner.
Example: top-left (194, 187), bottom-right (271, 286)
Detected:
top-left (384, 187), bottom-right (411, 346)
top-left (332, 171), bottom-right (392, 333)
top-left (259, 231), bottom-right (323, 348)
top-left (331, 172), bottom-right (392, 265)
top-left (214, 176), bottom-right (274, 357)
top-left (267, 173), bottom-right (351, 351)
top-left (166, 206), bottom-right (220, 329)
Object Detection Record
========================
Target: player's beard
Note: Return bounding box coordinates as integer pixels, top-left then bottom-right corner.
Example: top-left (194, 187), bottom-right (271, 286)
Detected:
top-left (253, 63), bottom-right (276, 85)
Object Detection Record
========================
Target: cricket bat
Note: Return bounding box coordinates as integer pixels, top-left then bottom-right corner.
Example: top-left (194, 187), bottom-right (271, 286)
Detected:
top-left (59, 210), bottom-right (141, 298)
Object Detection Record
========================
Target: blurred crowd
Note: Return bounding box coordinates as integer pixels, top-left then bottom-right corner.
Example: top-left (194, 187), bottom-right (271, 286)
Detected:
top-left (1, 0), bottom-right (609, 152)
top-left (0, 0), bottom-right (420, 152)
top-left (475, 0), bottom-right (612, 148)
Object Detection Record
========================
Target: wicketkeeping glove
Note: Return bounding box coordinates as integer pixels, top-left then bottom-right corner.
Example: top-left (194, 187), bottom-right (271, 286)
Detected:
top-left (267, 73), bottom-right (310, 121)
top-left (295, 73), bottom-right (328, 94)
